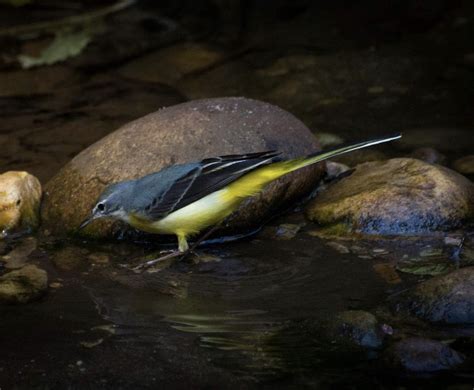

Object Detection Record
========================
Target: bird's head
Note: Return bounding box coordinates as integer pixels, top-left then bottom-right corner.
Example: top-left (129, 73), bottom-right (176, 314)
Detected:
top-left (78, 181), bottom-right (132, 230)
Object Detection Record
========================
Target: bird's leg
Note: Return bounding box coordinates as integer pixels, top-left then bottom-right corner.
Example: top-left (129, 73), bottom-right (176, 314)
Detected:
top-left (132, 234), bottom-right (190, 271)
top-left (132, 218), bottom-right (232, 271)
top-left (178, 234), bottom-right (189, 252)
top-left (186, 222), bottom-right (224, 254)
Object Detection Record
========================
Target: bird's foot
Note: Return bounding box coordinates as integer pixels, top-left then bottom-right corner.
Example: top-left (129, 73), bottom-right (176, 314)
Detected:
top-left (132, 251), bottom-right (181, 271)
top-left (131, 250), bottom-right (190, 272)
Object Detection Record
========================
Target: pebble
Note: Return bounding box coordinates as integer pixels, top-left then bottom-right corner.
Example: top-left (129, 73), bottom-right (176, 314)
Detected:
top-left (326, 241), bottom-right (350, 254)
top-left (452, 155), bottom-right (474, 175)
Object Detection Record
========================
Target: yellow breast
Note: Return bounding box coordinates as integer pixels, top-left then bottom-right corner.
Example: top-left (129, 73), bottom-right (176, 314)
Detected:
top-left (129, 189), bottom-right (237, 238)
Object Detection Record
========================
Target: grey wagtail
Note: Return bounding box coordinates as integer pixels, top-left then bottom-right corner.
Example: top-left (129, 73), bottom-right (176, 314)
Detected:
top-left (79, 134), bottom-right (401, 266)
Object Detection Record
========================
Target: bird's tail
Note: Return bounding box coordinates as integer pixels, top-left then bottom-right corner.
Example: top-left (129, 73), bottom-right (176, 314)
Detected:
top-left (223, 133), bottom-right (401, 201)
top-left (279, 133), bottom-right (402, 174)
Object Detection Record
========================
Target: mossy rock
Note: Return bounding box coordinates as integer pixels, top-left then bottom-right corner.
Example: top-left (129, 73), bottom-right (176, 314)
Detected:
top-left (307, 158), bottom-right (474, 235)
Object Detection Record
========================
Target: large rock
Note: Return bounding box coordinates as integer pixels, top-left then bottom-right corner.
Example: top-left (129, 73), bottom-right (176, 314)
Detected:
top-left (395, 267), bottom-right (474, 324)
top-left (306, 158), bottom-right (474, 235)
top-left (42, 97), bottom-right (323, 238)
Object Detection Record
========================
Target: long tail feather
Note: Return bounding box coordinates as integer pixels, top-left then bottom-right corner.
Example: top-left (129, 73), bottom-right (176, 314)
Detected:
top-left (223, 134), bottom-right (402, 201)
top-left (283, 133), bottom-right (402, 173)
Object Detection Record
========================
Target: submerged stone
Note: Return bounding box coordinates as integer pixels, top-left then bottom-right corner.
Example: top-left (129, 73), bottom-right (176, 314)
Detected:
top-left (0, 264), bottom-right (48, 304)
top-left (396, 267), bottom-right (474, 324)
top-left (325, 310), bottom-right (387, 349)
top-left (306, 158), bottom-right (474, 235)
top-left (42, 97), bottom-right (323, 238)
top-left (384, 337), bottom-right (464, 372)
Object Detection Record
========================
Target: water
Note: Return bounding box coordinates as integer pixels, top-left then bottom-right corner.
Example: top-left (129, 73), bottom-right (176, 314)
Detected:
top-left (1, 221), bottom-right (473, 388)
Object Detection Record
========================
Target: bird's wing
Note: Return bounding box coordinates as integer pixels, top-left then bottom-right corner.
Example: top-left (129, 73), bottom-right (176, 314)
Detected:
top-left (141, 151), bottom-right (281, 219)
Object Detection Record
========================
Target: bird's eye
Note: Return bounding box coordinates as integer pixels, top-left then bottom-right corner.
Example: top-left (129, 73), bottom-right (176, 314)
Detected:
top-left (16, 199), bottom-right (21, 206)
top-left (97, 203), bottom-right (105, 211)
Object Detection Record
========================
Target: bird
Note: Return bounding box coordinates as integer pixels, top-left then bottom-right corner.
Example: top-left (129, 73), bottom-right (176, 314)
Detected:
top-left (79, 134), bottom-right (401, 268)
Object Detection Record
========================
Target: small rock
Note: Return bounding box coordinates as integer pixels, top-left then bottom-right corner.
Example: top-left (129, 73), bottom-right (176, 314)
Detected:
top-left (395, 267), bottom-right (474, 324)
top-left (410, 147), bottom-right (446, 165)
top-left (384, 338), bottom-right (464, 372)
top-left (325, 162), bottom-right (351, 181)
top-left (273, 223), bottom-right (302, 240)
top-left (0, 171), bottom-right (42, 237)
top-left (326, 241), bottom-right (350, 254)
top-left (1, 237), bottom-right (37, 269)
top-left (325, 310), bottom-right (387, 349)
top-left (49, 282), bottom-right (63, 289)
top-left (306, 158), bottom-right (474, 235)
top-left (444, 236), bottom-right (463, 246)
top-left (0, 264), bottom-right (48, 304)
top-left (452, 155), bottom-right (474, 176)
top-left (316, 132), bottom-right (344, 148)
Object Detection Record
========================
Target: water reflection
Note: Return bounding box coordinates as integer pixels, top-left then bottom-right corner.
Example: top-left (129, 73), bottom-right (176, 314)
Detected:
top-left (76, 232), bottom-right (387, 381)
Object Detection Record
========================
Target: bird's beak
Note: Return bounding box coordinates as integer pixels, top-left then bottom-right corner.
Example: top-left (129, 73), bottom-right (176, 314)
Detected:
top-left (78, 214), bottom-right (96, 230)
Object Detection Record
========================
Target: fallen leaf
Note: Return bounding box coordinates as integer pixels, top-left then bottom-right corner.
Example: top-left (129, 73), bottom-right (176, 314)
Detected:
top-left (18, 27), bottom-right (92, 68)
top-left (396, 262), bottom-right (452, 276)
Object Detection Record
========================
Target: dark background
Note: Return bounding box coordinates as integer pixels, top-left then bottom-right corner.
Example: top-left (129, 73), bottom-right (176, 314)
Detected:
top-left (1, 0), bottom-right (473, 183)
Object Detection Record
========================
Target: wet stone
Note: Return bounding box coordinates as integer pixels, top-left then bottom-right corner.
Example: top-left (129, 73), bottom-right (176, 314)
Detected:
top-left (0, 264), bottom-right (48, 304)
top-left (452, 155), bottom-right (474, 176)
top-left (384, 338), bottom-right (464, 372)
top-left (1, 237), bottom-right (37, 269)
top-left (324, 310), bottom-right (388, 349)
top-left (42, 97), bottom-right (323, 239)
top-left (395, 267), bottom-right (474, 325)
top-left (306, 158), bottom-right (474, 235)
top-left (325, 161), bottom-right (351, 181)
top-left (51, 247), bottom-right (87, 271)
top-left (0, 171), bottom-right (42, 237)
